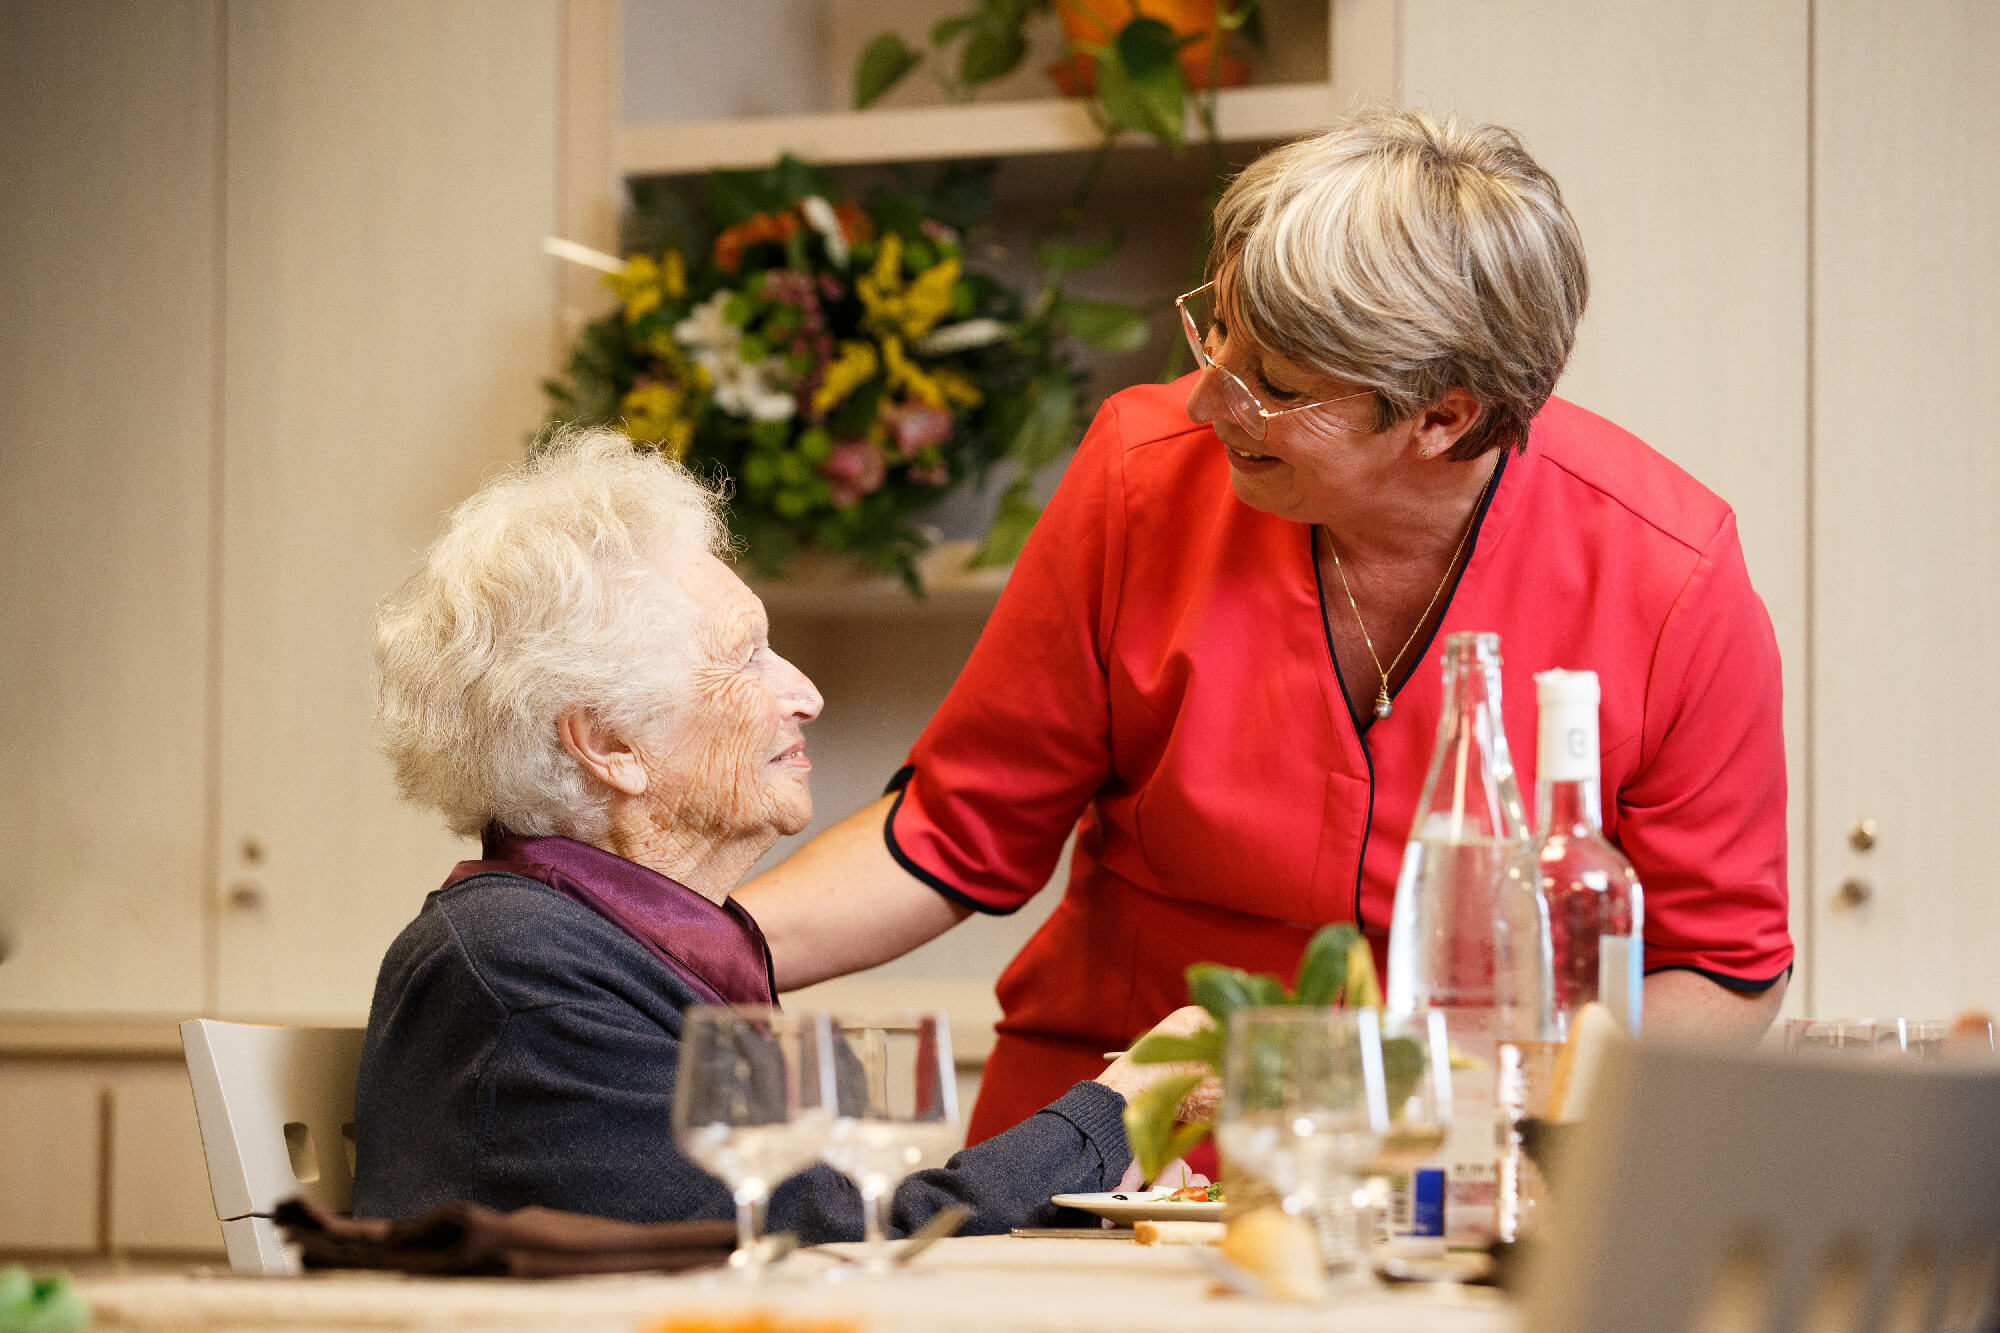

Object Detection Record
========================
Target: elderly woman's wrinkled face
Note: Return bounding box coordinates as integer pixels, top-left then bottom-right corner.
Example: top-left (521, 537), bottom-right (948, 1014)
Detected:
top-left (637, 550), bottom-right (823, 848)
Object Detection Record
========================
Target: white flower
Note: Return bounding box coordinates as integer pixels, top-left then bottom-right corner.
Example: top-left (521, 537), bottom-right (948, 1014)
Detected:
top-left (696, 348), bottom-right (796, 422)
top-left (675, 290), bottom-right (796, 422)
top-left (674, 290), bottom-right (738, 350)
top-left (914, 318), bottom-right (1010, 356)
top-left (799, 195), bottom-right (848, 268)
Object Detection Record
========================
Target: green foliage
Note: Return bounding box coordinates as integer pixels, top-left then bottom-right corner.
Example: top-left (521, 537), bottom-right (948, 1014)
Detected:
top-left (0, 1266), bottom-right (90, 1332)
top-left (970, 372), bottom-right (1079, 568)
top-left (1092, 42), bottom-right (1186, 149)
top-left (1055, 295), bottom-right (1150, 352)
top-left (854, 33), bottom-right (922, 109)
top-left (1121, 1071), bottom-right (1212, 1182)
top-left (1121, 923), bottom-right (1420, 1182)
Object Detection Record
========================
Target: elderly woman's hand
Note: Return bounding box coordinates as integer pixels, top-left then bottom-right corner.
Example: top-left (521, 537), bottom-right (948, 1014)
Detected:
top-left (1092, 1004), bottom-right (1221, 1122)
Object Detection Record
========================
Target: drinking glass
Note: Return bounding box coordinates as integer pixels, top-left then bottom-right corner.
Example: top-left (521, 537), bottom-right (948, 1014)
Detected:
top-left (1371, 1011), bottom-right (1454, 1175)
top-left (1215, 1007), bottom-right (1389, 1276)
top-left (816, 1012), bottom-right (960, 1275)
top-left (1783, 1018), bottom-right (1882, 1055)
top-left (673, 1006), bottom-right (837, 1275)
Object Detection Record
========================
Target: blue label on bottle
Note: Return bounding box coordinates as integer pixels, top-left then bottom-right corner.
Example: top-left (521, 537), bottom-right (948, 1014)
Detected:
top-left (1412, 1168), bottom-right (1446, 1236)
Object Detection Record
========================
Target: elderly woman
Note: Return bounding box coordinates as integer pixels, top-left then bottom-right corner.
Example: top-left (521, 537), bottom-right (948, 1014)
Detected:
top-left (741, 107), bottom-right (1792, 1147)
top-left (353, 431), bottom-right (1197, 1232)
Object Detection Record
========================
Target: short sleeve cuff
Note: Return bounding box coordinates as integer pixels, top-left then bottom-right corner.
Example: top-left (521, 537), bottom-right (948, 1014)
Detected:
top-left (881, 765), bottom-right (1030, 917)
top-left (1645, 961), bottom-right (1793, 994)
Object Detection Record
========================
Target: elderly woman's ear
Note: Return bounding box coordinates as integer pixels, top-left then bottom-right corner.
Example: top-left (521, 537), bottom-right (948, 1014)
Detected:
top-left (558, 708), bottom-right (651, 798)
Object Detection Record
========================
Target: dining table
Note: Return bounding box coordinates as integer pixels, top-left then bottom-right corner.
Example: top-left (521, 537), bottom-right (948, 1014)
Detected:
top-left (75, 1234), bottom-right (1516, 1331)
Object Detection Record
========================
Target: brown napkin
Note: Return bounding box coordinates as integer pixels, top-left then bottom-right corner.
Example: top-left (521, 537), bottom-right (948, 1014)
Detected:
top-left (274, 1196), bottom-right (737, 1277)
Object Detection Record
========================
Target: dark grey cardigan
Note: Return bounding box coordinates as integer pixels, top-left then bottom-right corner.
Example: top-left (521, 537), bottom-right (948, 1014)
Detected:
top-left (351, 874), bottom-right (1131, 1239)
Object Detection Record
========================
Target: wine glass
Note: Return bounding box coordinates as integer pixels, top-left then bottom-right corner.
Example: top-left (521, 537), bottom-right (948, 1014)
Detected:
top-left (815, 1012), bottom-right (960, 1275)
top-left (673, 1006), bottom-right (837, 1276)
top-left (1214, 1007), bottom-right (1389, 1276)
top-left (1372, 1010), bottom-right (1454, 1175)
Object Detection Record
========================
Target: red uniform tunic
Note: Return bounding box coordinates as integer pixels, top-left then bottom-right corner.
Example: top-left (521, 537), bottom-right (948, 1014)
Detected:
top-left (886, 381), bottom-right (1791, 1144)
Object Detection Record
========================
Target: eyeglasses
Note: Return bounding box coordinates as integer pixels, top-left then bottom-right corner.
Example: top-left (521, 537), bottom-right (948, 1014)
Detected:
top-left (1176, 281), bottom-right (1371, 440)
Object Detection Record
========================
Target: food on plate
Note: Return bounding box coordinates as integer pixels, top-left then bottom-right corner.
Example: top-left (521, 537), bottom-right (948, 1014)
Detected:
top-left (1219, 1207), bottom-right (1324, 1302)
top-left (1134, 1219), bottom-right (1227, 1246)
top-left (1159, 1181), bottom-right (1223, 1203)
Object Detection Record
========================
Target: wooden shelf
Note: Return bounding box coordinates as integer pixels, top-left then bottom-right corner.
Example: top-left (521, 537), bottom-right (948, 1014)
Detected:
top-left (621, 81), bottom-right (1343, 177)
top-left (750, 539), bottom-right (1009, 620)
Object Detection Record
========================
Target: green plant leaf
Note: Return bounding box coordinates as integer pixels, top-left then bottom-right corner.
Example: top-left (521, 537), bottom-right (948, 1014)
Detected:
top-left (1128, 1026), bottom-right (1225, 1067)
top-left (1121, 1071), bottom-right (1207, 1181)
top-left (959, 20), bottom-right (1027, 85)
top-left (854, 33), bottom-right (921, 109)
top-left (1293, 923), bottom-right (1360, 1007)
top-left (1033, 234), bottom-right (1120, 277)
top-left (1056, 295), bottom-right (1150, 352)
top-left (1113, 16), bottom-right (1182, 77)
top-left (1346, 935), bottom-right (1384, 1008)
top-left (1186, 963), bottom-right (1256, 1025)
top-left (1093, 48), bottom-right (1186, 149)
top-left (972, 487), bottom-right (1040, 567)
top-left (1381, 1034), bottom-right (1426, 1118)
top-left (932, 13), bottom-right (979, 46)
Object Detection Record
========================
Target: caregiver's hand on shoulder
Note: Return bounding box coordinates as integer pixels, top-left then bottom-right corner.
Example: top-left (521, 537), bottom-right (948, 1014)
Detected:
top-left (1092, 1004), bottom-right (1220, 1120)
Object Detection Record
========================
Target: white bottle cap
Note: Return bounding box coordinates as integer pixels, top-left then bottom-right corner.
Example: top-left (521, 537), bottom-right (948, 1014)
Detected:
top-left (1535, 669), bottom-right (1600, 783)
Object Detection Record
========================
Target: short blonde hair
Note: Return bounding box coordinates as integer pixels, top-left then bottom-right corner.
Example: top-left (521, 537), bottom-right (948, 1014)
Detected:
top-left (1212, 107), bottom-right (1588, 459)
top-left (374, 428), bottom-right (732, 841)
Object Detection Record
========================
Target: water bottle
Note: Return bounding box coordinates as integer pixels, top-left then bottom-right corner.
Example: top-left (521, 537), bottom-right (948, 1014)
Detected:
top-left (1385, 631), bottom-right (1530, 1245)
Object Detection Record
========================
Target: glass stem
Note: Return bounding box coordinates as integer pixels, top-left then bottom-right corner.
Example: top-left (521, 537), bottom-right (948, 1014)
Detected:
top-left (860, 1183), bottom-right (890, 1271)
top-left (733, 1189), bottom-right (767, 1271)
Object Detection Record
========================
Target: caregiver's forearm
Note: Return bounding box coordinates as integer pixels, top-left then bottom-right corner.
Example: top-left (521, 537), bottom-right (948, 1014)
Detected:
top-left (737, 794), bottom-right (971, 990)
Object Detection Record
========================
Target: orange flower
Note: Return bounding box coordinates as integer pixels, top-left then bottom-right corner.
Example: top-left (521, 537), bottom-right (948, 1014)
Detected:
top-left (834, 201), bottom-right (873, 245)
top-left (712, 209), bottom-right (803, 274)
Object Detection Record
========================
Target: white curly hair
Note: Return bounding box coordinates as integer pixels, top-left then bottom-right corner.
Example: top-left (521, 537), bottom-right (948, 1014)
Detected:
top-left (374, 428), bottom-right (732, 841)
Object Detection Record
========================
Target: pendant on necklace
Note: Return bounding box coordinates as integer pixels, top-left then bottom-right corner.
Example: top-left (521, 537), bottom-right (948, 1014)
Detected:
top-left (1373, 688), bottom-right (1394, 720)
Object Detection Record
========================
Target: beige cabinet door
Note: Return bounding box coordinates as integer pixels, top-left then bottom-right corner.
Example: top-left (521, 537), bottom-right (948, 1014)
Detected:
top-left (214, 1), bottom-right (564, 1017)
top-left (0, 1), bottom-right (219, 1013)
top-left (1809, 0), bottom-right (2000, 1019)
top-left (0, 1067), bottom-right (102, 1252)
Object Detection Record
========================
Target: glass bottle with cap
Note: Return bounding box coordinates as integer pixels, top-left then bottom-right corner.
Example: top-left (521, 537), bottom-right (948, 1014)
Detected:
top-left (1508, 669), bottom-right (1644, 1038)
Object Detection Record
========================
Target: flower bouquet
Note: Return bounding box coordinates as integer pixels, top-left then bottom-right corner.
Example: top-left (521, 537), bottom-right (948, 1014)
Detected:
top-left (544, 158), bottom-right (1132, 590)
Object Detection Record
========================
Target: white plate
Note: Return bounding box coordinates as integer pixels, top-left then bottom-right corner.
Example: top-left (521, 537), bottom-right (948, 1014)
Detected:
top-left (1049, 1191), bottom-right (1225, 1223)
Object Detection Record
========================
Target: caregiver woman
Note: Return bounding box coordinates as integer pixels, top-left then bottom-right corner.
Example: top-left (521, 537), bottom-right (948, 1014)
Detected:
top-left (740, 108), bottom-right (1791, 1145)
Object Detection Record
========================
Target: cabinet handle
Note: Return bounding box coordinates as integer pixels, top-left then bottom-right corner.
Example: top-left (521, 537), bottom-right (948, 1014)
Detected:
top-left (1834, 877), bottom-right (1873, 909)
top-left (227, 881), bottom-right (266, 912)
top-left (1847, 820), bottom-right (1877, 853)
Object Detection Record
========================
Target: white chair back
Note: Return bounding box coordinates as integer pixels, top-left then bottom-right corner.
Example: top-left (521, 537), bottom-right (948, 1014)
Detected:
top-left (1527, 1039), bottom-right (2000, 1332)
top-left (180, 1018), bottom-right (367, 1275)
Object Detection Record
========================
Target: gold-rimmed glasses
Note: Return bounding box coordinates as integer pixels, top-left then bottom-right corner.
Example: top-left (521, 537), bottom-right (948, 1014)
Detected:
top-left (1176, 280), bottom-right (1372, 440)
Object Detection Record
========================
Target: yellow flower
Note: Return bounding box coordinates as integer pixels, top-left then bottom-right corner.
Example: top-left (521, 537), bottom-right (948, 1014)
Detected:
top-left (621, 382), bottom-right (695, 459)
top-left (608, 254), bottom-right (663, 324)
top-left (857, 233), bottom-right (962, 342)
top-left (811, 340), bottom-right (879, 416)
top-left (607, 250), bottom-right (685, 324)
top-left (879, 336), bottom-right (947, 410)
top-left (930, 366), bottom-right (983, 410)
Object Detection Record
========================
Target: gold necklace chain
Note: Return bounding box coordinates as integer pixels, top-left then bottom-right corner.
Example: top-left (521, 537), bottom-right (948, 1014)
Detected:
top-left (1323, 464), bottom-right (1497, 722)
